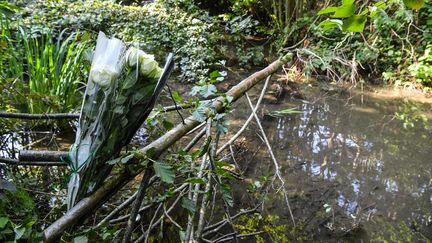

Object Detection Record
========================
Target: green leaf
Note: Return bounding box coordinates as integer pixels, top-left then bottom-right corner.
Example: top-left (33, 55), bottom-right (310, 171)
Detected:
top-left (162, 119), bottom-right (174, 130)
top-left (374, 1), bottom-right (387, 9)
top-left (209, 70), bottom-right (222, 78)
top-left (14, 226), bottom-right (26, 240)
top-left (198, 136), bottom-right (212, 157)
top-left (0, 217), bottom-right (9, 229)
top-left (342, 15), bottom-right (367, 32)
top-left (319, 19), bottom-right (342, 31)
top-left (73, 235), bottom-right (88, 243)
top-left (200, 84), bottom-right (217, 98)
top-left (106, 153), bottom-right (134, 165)
top-left (331, 3), bottom-right (356, 18)
top-left (342, 0), bottom-right (355, 4)
top-left (185, 178), bottom-right (207, 185)
top-left (220, 183), bottom-right (233, 207)
top-left (318, 6), bottom-right (337, 15)
top-left (171, 91), bottom-right (182, 103)
top-left (153, 161), bottom-right (175, 184)
top-left (403, 0), bottom-right (425, 10)
top-left (181, 197), bottom-right (196, 215)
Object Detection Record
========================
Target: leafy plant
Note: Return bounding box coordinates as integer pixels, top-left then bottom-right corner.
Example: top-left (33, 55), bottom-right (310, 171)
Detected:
top-left (318, 0), bottom-right (424, 33)
top-left (21, 0), bottom-right (217, 82)
top-left (409, 43), bottom-right (432, 86)
top-left (1, 26), bottom-right (90, 114)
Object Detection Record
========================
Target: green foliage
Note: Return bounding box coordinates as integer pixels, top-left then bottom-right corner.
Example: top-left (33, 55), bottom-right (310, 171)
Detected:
top-left (369, 218), bottom-right (430, 242)
top-left (409, 43), bottom-right (432, 86)
top-left (0, 24), bottom-right (90, 114)
top-left (20, 0), bottom-right (217, 82)
top-left (278, 1), bottom-right (432, 87)
top-left (318, 0), bottom-right (424, 33)
top-left (0, 188), bottom-right (41, 241)
top-left (153, 161), bottom-right (176, 184)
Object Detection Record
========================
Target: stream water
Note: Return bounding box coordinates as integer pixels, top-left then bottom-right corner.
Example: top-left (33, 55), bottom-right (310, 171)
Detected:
top-left (1, 82), bottom-right (431, 241)
top-left (229, 84), bottom-right (432, 241)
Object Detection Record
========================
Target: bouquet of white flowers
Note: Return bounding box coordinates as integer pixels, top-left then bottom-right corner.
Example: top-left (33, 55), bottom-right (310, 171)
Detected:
top-left (67, 32), bottom-right (173, 209)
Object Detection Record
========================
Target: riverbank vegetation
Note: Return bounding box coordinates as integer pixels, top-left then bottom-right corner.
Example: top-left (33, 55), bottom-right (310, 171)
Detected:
top-left (0, 0), bottom-right (431, 242)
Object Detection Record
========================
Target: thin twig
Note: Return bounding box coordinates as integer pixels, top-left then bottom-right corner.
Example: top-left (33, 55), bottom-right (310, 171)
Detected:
top-left (184, 126), bottom-right (207, 152)
top-left (143, 203), bottom-right (163, 243)
top-left (122, 169), bottom-right (153, 243)
top-left (245, 93), bottom-right (295, 227)
top-left (216, 75), bottom-right (271, 155)
top-left (213, 231), bottom-right (266, 243)
top-left (97, 191), bottom-right (138, 227)
top-left (136, 188), bottom-right (187, 242)
top-left (185, 119), bottom-right (212, 242)
top-left (202, 204), bottom-right (261, 236)
top-left (165, 84), bottom-right (186, 124)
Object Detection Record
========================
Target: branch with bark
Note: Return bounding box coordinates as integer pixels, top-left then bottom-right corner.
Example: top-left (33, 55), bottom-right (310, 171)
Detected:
top-left (42, 53), bottom-right (293, 242)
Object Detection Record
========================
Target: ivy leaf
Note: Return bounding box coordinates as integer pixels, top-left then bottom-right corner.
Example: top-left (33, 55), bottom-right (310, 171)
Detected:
top-left (192, 101), bottom-right (213, 122)
top-left (181, 197), bottom-right (196, 215)
top-left (153, 161), bottom-right (175, 184)
top-left (331, 3), bottom-right (356, 18)
top-left (342, 15), bottom-right (367, 32)
top-left (403, 0), bottom-right (425, 10)
top-left (190, 84), bottom-right (217, 98)
top-left (200, 84), bottom-right (217, 98)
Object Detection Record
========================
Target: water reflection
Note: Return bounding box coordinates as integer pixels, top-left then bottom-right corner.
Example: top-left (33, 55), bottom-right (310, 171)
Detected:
top-left (266, 92), bottom-right (432, 237)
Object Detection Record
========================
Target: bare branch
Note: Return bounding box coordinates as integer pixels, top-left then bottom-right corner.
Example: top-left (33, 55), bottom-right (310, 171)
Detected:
top-left (43, 53), bottom-right (293, 242)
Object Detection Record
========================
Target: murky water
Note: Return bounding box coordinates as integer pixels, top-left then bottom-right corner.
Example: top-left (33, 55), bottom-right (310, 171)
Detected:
top-left (1, 81), bottom-right (432, 241)
top-left (233, 85), bottom-right (432, 241)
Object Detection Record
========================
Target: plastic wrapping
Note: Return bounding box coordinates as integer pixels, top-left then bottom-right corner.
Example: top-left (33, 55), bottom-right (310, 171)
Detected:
top-left (67, 32), bottom-right (171, 209)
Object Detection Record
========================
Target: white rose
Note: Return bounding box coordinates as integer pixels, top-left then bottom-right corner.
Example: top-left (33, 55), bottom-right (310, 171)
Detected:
top-left (126, 47), bottom-right (146, 68)
top-left (140, 57), bottom-right (158, 76)
top-left (91, 65), bottom-right (118, 87)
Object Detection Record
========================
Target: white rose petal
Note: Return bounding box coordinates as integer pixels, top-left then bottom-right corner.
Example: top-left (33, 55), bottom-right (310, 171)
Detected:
top-left (91, 66), bottom-right (118, 87)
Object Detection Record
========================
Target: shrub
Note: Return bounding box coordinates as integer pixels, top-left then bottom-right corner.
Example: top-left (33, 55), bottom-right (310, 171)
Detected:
top-left (19, 0), bottom-right (217, 82)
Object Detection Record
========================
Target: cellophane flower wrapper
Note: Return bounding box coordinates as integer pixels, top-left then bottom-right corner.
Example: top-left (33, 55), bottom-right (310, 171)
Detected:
top-left (67, 32), bottom-right (165, 209)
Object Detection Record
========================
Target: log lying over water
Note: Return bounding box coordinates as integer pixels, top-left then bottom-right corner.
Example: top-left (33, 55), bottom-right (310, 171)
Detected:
top-left (19, 150), bottom-right (69, 162)
top-left (43, 53), bottom-right (293, 242)
top-left (0, 105), bottom-right (191, 120)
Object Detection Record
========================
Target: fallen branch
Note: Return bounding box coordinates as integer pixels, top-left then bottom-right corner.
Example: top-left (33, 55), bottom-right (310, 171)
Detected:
top-left (245, 93), bottom-right (295, 226)
top-left (0, 112), bottom-right (79, 119)
top-left (0, 157), bottom-right (65, 166)
top-left (216, 75), bottom-right (270, 155)
top-left (43, 53), bottom-right (293, 242)
top-left (0, 105), bottom-right (191, 120)
top-left (19, 150), bottom-right (68, 162)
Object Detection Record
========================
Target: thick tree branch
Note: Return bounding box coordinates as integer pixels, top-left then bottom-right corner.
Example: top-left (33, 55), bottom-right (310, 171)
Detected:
top-left (0, 105), bottom-right (191, 120)
top-left (42, 53), bottom-right (293, 242)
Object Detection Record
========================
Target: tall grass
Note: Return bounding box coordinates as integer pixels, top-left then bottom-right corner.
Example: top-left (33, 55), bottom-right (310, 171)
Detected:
top-left (19, 28), bottom-right (89, 114)
top-left (1, 20), bottom-right (90, 114)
